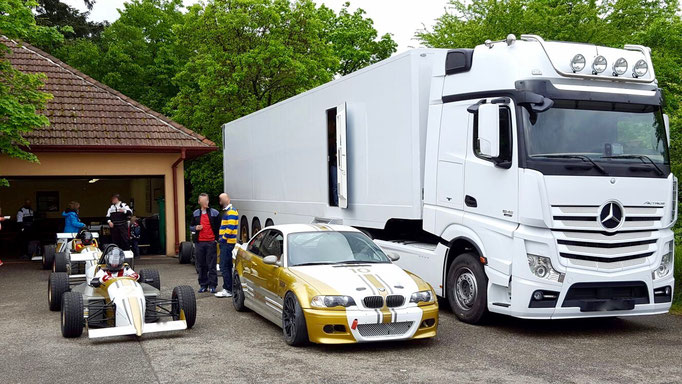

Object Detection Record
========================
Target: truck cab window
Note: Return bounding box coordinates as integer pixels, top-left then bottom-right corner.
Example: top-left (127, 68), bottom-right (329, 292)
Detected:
top-left (473, 105), bottom-right (512, 163)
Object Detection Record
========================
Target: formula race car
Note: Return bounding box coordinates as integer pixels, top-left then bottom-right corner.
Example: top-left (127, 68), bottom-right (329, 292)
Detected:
top-left (43, 230), bottom-right (133, 274)
top-left (233, 224), bottom-right (438, 346)
top-left (48, 246), bottom-right (196, 339)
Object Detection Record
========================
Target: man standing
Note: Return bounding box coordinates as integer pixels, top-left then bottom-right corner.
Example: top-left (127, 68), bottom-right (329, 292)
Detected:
top-left (190, 193), bottom-right (221, 293)
top-left (17, 199), bottom-right (34, 259)
top-left (106, 194), bottom-right (133, 250)
top-left (215, 193), bottom-right (239, 298)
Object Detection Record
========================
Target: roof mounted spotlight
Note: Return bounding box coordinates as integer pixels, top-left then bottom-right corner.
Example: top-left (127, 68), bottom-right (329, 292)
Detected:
top-left (612, 57), bottom-right (628, 76)
top-left (592, 55), bottom-right (607, 74)
top-left (570, 54), bottom-right (586, 72)
top-left (632, 59), bottom-right (648, 78)
top-left (484, 39), bottom-right (493, 48)
top-left (506, 34), bottom-right (516, 46)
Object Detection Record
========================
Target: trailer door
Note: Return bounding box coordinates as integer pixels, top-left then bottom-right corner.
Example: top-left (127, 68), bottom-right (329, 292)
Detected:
top-left (336, 102), bottom-right (348, 208)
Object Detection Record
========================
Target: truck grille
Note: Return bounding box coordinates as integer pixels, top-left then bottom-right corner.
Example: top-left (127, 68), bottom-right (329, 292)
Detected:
top-left (385, 295), bottom-right (405, 308)
top-left (363, 296), bottom-right (383, 308)
top-left (551, 205), bottom-right (663, 231)
top-left (356, 321), bottom-right (413, 337)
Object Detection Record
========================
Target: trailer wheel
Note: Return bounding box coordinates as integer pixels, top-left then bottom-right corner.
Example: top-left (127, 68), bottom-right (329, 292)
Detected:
top-left (61, 292), bottom-right (84, 338)
top-left (42, 244), bottom-right (56, 270)
top-left (252, 217), bottom-right (261, 236)
top-left (179, 241), bottom-right (193, 264)
top-left (49, 272), bottom-right (70, 311)
top-left (172, 285), bottom-right (196, 329)
top-left (446, 252), bottom-right (488, 324)
top-left (53, 252), bottom-right (70, 273)
top-left (139, 269), bottom-right (161, 290)
top-left (239, 217), bottom-right (249, 243)
top-left (265, 218), bottom-right (274, 228)
top-left (232, 273), bottom-right (248, 312)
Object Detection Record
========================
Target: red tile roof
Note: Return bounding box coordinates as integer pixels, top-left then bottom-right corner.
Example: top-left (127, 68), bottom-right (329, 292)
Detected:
top-left (2, 37), bottom-right (217, 157)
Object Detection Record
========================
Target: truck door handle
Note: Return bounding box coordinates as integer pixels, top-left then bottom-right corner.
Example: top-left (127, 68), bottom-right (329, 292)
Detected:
top-left (465, 195), bottom-right (478, 208)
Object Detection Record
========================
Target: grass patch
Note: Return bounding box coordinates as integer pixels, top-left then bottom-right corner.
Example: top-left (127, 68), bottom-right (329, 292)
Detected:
top-left (671, 245), bottom-right (682, 315)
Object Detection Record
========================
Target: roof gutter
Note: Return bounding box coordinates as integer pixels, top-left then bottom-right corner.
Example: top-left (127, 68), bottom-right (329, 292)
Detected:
top-left (172, 149), bottom-right (186, 255)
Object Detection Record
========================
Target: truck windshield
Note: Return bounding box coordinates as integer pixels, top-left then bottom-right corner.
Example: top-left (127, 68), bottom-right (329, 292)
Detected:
top-left (522, 100), bottom-right (669, 166)
top-left (288, 231), bottom-right (390, 266)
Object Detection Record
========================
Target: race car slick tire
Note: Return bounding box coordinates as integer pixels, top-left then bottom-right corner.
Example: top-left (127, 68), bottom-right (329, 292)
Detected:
top-left (179, 241), bottom-right (193, 264)
top-left (53, 252), bottom-right (69, 273)
top-left (145, 297), bottom-right (159, 323)
top-left (282, 292), bottom-right (308, 347)
top-left (172, 285), bottom-right (196, 329)
top-left (447, 252), bottom-right (488, 324)
top-left (232, 273), bottom-right (248, 312)
top-left (42, 244), bottom-right (56, 270)
top-left (61, 292), bottom-right (84, 338)
top-left (139, 269), bottom-right (161, 290)
top-left (49, 272), bottom-right (70, 311)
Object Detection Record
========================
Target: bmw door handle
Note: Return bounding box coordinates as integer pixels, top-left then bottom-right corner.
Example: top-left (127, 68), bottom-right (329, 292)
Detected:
top-left (465, 195), bottom-right (478, 208)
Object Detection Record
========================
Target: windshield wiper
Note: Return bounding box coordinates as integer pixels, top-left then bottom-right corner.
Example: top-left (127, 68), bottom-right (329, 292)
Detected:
top-left (601, 155), bottom-right (664, 176)
top-left (293, 262), bottom-right (331, 267)
top-left (533, 154), bottom-right (608, 175)
top-left (331, 260), bottom-right (383, 265)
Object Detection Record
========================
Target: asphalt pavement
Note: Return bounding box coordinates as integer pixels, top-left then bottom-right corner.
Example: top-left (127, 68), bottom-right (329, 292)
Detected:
top-left (1, 256), bottom-right (681, 384)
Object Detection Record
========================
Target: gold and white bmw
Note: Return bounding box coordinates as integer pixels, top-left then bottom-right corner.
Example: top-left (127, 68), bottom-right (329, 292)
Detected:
top-left (232, 224), bottom-right (438, 346)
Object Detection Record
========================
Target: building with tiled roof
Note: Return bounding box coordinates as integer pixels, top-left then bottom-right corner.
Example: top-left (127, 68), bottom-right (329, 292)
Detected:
top-left (0, 38), bottom-right (218, 256)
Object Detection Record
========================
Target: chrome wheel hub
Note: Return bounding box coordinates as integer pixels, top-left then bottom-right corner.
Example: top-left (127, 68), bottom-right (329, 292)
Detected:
top-left (455, 268), bottom-right (477, 310)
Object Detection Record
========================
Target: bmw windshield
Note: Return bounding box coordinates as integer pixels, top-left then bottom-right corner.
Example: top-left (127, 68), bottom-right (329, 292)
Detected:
top-left (288, 232), bottom-right (390, 266)
top-left (522, 100), bottom-right (670, 176)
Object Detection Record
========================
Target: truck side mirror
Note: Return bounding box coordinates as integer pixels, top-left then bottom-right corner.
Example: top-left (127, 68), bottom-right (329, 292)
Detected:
top-left (477, 103), bottom-right (500, 158)
top-left (663, 114), bottom-right (670, 147)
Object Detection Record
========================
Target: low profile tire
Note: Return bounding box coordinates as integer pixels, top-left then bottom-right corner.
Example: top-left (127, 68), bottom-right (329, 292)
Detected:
top-left (42, 245), bottom-right (56, 270)
top-left (232, 273), bottom-right (248, 312)
top-left (145, 297), bottom-right (159, 323)
top-left (61, 292), bottom-right (84, 338)
top-left (179, 241), bottom-right (193, 264)
top-left (447, 252), bottom-right (488, 324)
top-left (139, 269), bottom-right (161, 290)
top-left (282, 292), bottom-right (308, 347)
top-left (172, 285), bottom-right (196, 329)
top-left (53, 252), bottom-right (69, 273)
top-left (49, 272), bottom-right (70, 311)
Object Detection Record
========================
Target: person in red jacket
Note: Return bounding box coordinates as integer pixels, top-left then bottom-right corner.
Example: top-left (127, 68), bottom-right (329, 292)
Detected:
top-left (189, 193), bottom-right (221, 293)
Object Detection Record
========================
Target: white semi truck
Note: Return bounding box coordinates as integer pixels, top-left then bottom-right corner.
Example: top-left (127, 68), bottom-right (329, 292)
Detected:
top-left (223, 34), bottom-right (676, 323)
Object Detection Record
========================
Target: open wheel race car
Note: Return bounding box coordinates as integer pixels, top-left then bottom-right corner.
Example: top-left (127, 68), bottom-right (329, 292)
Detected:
top-left (48, 246), bottom-right (196, 339)
top-left (233, 224), bottom-right (438, 346)
top-left (42, 230), bottom-right (134, 273)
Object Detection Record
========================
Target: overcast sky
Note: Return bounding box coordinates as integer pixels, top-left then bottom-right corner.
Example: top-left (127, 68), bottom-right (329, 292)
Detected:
top-left (61, 0), bottom-right (453, 52)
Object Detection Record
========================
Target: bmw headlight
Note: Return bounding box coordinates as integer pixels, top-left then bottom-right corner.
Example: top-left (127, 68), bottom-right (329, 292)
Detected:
top-left (653, 242), bottom-right (674, 280)
top-left (310, 295), bottom-right (356, 308)
top-left (527, 254), bottom-right (564, 282)
top-left (410, 290), bottom-right (434, 304)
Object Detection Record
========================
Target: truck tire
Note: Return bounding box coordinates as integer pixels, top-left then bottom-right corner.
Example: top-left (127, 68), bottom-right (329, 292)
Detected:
top-left (446, 252), bottom-right (488, 324)
top-left (265, 218), bottom-right (274, 228)
top-left (53, 252), bottom-right (70, 273)
top-left (61, 292), bottom-right (84, 338)
top-left (282, 291), bottom-right (308, 346)
top-left (232, 273), bottom-right (248, 312)
top-left (179, 241), bottom-right (193, 264)
top-left (172, 285), bottom-right (196, 329)
top-left (239, 217), bottom-right (249, 243)
top-left (49, 272), bottom-right (70, 311)
top-left (252, 217), bottom-right (261, 236)
top-left (139, 269), bottom-right (161, 290)
top-left (42, 244), bottom-right (56, 270)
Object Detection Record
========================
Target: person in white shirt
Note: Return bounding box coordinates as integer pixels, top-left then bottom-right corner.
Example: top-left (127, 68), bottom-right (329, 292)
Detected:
top-left (106, 194), bottom-right (133, 250)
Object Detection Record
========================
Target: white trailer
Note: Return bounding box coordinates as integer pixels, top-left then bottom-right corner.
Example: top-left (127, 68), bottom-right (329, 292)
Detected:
top-left (224, 34), bottom-right (676, 323)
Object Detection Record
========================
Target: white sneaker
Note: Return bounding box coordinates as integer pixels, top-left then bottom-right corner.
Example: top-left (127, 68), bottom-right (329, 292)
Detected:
top-left (215, 289), bottom-right (232, 298)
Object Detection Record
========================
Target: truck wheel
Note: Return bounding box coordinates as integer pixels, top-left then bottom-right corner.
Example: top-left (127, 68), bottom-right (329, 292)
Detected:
top-left (145, 297), bottom-right (159, 323)
top-left (139, 269), bottom-right (160, 290)
top-left (265, 218), bottom-right (274, 228)
top-left (232, 273), bottom-right (248, 312)
top-left (42, 244), bottom-right (56, 270)
top-left (282, 291), bottom-right (309, 346)
top-left (446, 252), bottom-right (488, 324)
top-left (49, 272), bottom-right (70, 311)
top-left (53, 252), bottom-right (70, 273)
top-left (179, 241), bottom-right (193, 264)
top-left (172, 285), bottom-right (196, 329)
top-left (252, 217), bottom-right (261, 236)
top-left (61, 292), bottom-right (84, 338)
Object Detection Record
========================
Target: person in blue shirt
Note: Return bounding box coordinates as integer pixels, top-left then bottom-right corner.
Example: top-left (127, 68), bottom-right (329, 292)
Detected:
top-left (62, 201), bottom-right (86, 233)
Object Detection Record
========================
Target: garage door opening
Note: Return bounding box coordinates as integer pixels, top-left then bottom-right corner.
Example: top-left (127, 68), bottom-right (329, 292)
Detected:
top-left (0, 176), bottom-right (166, 259)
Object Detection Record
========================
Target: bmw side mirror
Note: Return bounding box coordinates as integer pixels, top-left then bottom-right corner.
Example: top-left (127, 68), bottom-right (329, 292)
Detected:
top-left (477, 103), bottom-right (500, 158)
top-left (263, 255), bottom-right (279, 265)
top-left (387, 252), bottom-right (400, 262)
top-left (663, 114), bottom-right (670, 147)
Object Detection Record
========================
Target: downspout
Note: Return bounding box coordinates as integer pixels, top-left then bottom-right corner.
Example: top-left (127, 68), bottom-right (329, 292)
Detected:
top-left (171, 149), bottom-right (186, 254)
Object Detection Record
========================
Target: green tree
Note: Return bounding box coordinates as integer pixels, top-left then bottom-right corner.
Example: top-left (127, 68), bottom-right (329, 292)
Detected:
top-left (35, 0), bottom-right (107, 49)
top-left (0, 0), bottom-right (61, 186)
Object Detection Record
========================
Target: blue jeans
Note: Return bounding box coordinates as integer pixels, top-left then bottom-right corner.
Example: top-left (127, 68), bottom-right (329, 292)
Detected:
top-left (219, 243), bottom-right (234, 291)
top-left (196, 241), bottom-right (218, 288)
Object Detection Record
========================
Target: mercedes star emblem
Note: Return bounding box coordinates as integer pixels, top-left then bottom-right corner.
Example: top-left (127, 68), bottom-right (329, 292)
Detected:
top-left (599, 201), bottom-right (624, 231)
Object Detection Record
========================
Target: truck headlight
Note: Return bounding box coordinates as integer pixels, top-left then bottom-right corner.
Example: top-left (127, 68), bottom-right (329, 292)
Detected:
top-left (527, 254), bottom-right (564, 282)
top-left (653, 242), bottom-right (674, 280)
top-left (671, 176), bottom-right (678, 226)
top-left (410, 290), bottom-right (434, 304)
top-left (310, 295), bottom-right (356, 308)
